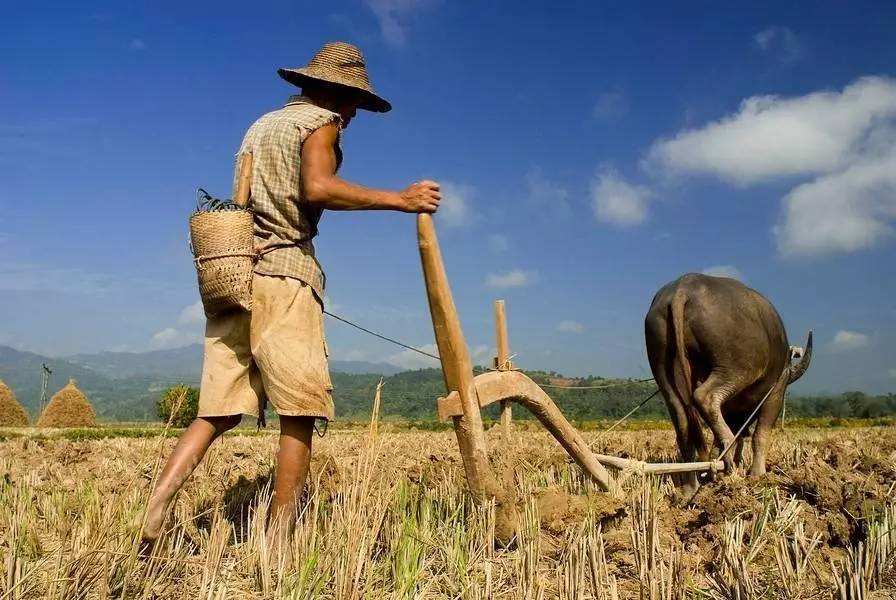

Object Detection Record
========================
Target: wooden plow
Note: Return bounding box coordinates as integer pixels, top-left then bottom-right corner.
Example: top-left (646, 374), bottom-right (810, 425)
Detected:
top-left (417, 214), bottom-right (723, 542)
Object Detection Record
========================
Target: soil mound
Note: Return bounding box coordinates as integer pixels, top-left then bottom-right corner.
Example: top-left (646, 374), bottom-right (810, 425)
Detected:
top-left (0, 379), bottom-right (29, 427)
top-left (37, 379), bottom-right (97, 428)
top-left (535, 486), bottom-right (626, 535)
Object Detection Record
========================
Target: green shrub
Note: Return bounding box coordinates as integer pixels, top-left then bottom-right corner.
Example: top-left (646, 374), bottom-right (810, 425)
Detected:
top-left (156, 385), bottom-right (199, 427)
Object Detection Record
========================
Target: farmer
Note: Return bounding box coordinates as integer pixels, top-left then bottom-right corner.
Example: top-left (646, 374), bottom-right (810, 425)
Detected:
top-left (141, 42), bottom-right (441, 546)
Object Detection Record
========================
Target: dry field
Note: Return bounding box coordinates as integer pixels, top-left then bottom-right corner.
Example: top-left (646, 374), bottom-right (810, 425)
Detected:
top-left (1, 424), bottom-right (895, 599)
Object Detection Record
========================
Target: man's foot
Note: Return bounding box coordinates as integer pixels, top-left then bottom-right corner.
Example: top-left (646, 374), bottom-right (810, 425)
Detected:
top-left (139, 498), bottom-right (168, 543)
top-left (265, 522), bottom-right (294, 566)
top-left (672, 483), bottom-right (701, 507)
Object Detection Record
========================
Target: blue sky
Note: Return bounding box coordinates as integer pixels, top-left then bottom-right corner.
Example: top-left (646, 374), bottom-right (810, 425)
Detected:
top-left (1, 1), bottom-right (894, 394)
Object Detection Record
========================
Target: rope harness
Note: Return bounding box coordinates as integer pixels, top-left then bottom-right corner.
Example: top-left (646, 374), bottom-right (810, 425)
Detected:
top-left (322, 309), bottom-right (661, 432)
top-left (717, 375), bottom-right (781, 461)
top-left (321, 308), bottom-right (780, 454)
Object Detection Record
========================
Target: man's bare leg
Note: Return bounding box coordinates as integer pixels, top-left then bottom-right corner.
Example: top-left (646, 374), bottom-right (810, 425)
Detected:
top-left (142, 414), bottom-right (242, 541)
top-left (267, 416), bottom-right (315, 550)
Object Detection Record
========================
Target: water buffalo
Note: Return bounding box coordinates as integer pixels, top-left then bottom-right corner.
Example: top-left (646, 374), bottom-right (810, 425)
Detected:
top-left (644, 273), bottom-right (812, 499)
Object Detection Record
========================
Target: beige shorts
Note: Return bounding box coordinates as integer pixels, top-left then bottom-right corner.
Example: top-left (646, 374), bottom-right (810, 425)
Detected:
top-left (197, 274), bottom-right (334, 421)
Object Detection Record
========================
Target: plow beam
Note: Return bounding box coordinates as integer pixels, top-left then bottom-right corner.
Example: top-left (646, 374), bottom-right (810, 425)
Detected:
top-left (438, 370), bottom-right (723, 479)
top-left (417, 214), bottom-right (518, 542)
top-left (439, 370), bottom-right (616, 492)
top-left (591, 454), bottom-right (724, 475)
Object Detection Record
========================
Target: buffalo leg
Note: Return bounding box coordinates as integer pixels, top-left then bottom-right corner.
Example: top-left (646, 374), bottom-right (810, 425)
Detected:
top-left (733, 438), bottom-right (745, 469)
top-left (723, 410), bottom-right (748, 471)
top-left (693, 373), bottom-right (749, 473)
top-left (749, 383), bottom-right (785, 476)
top-left (655, 374), bottom-right (700, 498)
top-left (647, 316), bottom-right (703, 499)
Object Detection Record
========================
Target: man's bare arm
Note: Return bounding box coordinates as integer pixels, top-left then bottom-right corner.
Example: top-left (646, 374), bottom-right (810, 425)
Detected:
top-left (301, 124), bottom-right (440, 212)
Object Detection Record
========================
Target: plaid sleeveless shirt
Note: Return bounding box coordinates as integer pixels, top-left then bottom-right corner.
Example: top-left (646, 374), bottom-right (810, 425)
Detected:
top-left (232, 95), bottom-right (342, 301)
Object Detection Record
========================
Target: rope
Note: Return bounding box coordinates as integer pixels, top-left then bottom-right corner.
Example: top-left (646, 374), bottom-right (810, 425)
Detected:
top-left (537, 376), bottom-right (655, 390)
top-left (717, 381), bottom-right (778, 461)
top-left (322, 309), bottom-right (655, 393)
top-left (323, 310), bottom-right (441, 360)
top-left (596, 389), bottom-right (661, 439)
top-left (193, 252), bottom-right (257, 269)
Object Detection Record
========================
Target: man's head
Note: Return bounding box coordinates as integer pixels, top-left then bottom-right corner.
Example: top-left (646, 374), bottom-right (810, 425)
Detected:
top-left (278, 41), bottom-right (391, 127)
top-left (300, 80), bottom-right (364, 128)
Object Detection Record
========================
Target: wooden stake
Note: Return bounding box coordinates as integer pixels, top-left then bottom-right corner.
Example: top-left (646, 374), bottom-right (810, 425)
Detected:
top-left (234, 153), bottom-right (253, 208)
top-left (369, 377), bottom-right (384, 439)
top-left (494, 299), bottom-right (512, 434)
top-left (417, 214), bottom-right (517, 542)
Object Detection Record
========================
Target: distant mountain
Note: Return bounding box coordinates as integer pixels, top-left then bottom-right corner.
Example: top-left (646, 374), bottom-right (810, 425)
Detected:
top-left (0, 345), bottom-right (168, 421)
top-left (329, 360), bottom-right (404, 376)
top-left (0, 343), bottom-right (405, 422)
top-left (68, 344), bottom-right (204, 379)
top-left (67, 344), bottom-right (403, 379)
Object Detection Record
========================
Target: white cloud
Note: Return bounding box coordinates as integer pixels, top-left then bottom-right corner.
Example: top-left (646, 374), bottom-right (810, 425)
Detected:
top-left (888, 368), bottom-right (896, 379)
top-left (322, 295), bottom-right (343, 314)
top-left (526, 168), bottom-right (570, 213)
top-left (593, 89), bottom-right (628, 120)
top-left (591, 168), bottom-right (653, 226)
top-left (701, 265), bottom-right (745, 281)
top-left (485, 269), bottom-right (536, 289)
top-left (754, 26), bottom-right (804, 64)
top-left (130, 38), bottom-right (146, 51)
top-left (775, 147), bottom-right (896, 256)
top-left (557, 320), bottom-right (585, 334)
top-left (150, 301), bottom-right (206, 351)
top-left (335, 348), bottom-right (371, 362)
top-left (828, 330), bottom-right (870, 353)
top-left (150, 327), bottom-right (200, 350)
top-left (470, 344), bottom-right (491, 362)
top-left (488, 234), bottom-right (510, 253)
top-left (363, 0), bottom-right (431, 46)
top-left (645, 76), bottom-right (896, 185)
top-left (642, 76), bottom-right (896, 257)
top-left (438, 181), bottom-right (474, 227)
top-left (178, 300), bottom-right (205, 325)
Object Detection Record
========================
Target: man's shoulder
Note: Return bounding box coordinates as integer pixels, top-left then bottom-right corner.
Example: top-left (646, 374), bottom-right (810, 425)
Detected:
top-left (282, 101), bottom-right (342, 130)
top-left (246, 102), bottom-right (341, 146)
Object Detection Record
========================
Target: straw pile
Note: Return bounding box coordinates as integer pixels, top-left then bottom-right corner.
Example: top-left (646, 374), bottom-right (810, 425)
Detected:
top-left (37, 379), bottom-right (97, 427)
top-left (0, 379), bottom-right (29, 427)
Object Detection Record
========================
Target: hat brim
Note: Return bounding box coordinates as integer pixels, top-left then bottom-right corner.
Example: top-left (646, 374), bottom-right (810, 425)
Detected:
top-left (278, 68), bottom-right (391, 113)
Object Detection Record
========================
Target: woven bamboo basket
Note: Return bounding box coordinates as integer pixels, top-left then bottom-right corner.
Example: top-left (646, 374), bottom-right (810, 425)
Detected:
top-left (189, 209), bottom-right (255, 317)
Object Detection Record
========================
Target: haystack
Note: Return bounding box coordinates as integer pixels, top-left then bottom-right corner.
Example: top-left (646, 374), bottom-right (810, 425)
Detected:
top-left (37, 379), bottom-right (97, 427)
top-left (0, 379), bottom-right (29, 427)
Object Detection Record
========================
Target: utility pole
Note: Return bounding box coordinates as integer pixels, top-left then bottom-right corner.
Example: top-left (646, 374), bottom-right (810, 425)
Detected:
top-left (39, 363), bottom-right (52, 414)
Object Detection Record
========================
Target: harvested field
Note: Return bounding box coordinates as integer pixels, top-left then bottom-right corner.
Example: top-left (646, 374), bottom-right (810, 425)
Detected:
top-left (1, 425), bottom-right (894, 598)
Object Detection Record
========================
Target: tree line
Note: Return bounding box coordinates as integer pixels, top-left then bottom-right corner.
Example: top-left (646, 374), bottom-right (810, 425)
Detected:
top-left (157, 368), bottom-right (896, 424)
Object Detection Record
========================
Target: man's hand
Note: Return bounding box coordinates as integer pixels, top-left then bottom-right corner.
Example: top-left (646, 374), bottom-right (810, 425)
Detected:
top-left (398, 180), bottom-right (441, 213)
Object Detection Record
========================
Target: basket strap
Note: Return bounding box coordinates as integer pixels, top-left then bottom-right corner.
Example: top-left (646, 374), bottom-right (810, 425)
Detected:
top-left (255, 242), bottom-right (326, 290)
top-left (194, 251), bottom-right (258, 269)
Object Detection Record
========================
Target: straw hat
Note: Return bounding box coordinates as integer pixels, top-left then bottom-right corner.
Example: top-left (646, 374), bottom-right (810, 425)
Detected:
top-left (278, 41), bottom-right (391, 113)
